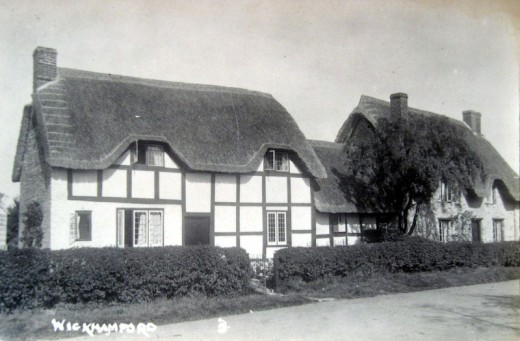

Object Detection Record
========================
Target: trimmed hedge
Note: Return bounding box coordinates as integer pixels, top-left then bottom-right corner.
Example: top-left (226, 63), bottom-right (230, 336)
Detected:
top-left (0, 246), bottom-right (251, 312)
top-left (274, 238), bottom-right (520, 289)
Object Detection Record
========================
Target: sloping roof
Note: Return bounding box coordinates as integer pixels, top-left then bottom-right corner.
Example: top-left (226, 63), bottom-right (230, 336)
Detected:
top-left (337, 95), bottom-right (520, 201)
top-left (13, 68), bottom-right (326, 181)
top-left (310, 140), bottom-right (364, 213)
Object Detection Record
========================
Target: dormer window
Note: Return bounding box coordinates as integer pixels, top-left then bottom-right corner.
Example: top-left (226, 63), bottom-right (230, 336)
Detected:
top-left (264, 150), bottom-right (289, 172)
top-left (440, 182), bottom-right (454, 202)
top-left (487, 186), bottom-right (497, 205)
top-left (135, 143), bottom-right (164, 167)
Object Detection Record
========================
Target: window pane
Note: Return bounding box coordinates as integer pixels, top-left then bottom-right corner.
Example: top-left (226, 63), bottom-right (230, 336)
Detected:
top-left (278, 213), bottom-right (286, 243)
top-left (117, 210), bottom-right (124, 248)
top-left (134, 211), bottom-right (148, 246)
top-left (268, 213), bottom-right (276, 243)
top-left (331, 214), bottom-right (339, 233)
top-left (77, 212), bottom-right (92, 241)
top-left (275, 152), bottom-right (289, 171)
top-left (265, 151), bottom-right (275, 170)
top-left (147, 145), bottom-right (164, 166)
top-left (148, 211), bottom-right (163, 247)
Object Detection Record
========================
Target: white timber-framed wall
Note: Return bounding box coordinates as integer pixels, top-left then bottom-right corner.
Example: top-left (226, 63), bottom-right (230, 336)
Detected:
top-left (49, 142), bottom-right (315, 258)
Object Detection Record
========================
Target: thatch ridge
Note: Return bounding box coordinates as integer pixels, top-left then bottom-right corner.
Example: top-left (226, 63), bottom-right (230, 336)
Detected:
top-left (14, 67), bottom-right (327, 179)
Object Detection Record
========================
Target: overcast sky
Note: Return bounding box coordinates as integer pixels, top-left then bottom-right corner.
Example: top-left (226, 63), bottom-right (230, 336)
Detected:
top-left (0, 0), bottom-right (518, 202)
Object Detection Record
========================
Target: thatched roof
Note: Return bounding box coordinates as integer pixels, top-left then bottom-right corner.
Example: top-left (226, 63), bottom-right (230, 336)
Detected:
top-left (13, 68), bottom-right (326, 181)
top-left (336, 95), bottom-right (519, 202)
top-left (310, 140), bottom-right (363, 213)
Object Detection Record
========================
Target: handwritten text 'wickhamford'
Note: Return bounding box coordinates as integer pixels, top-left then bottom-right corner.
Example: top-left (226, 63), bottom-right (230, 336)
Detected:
top-left (51, 319), bottom-right (157, 337)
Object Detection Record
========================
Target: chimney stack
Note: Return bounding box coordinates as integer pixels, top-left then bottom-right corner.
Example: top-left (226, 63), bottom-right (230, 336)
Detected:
top-left (462, 110), bottom-right (481, 134)
top-left (33, 47), bottom-right (57, 93)
top-left (390, 93), bottom-right (408, 119)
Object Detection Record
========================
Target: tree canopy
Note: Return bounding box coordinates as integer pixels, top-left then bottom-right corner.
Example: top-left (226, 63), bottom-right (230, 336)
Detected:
top-left (337, 115), bottom-right (484, 236)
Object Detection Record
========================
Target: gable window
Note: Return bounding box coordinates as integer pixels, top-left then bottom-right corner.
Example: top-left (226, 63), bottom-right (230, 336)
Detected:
top-left (493, 219), bottom-right (504, 242)
top-left (487, 186), bottom-right (497, 205)
top-left (440, 182), bottom-right (454, 202)
top-left (135, 143), bottom-right (164, 166)
top-left (267, 211), bottom-right (287, 245)
top-left (70, 211), bottom-right (92, 242)
top-left (438, 219), bottom-right (451, 243)
top-left (264, 150), bottom-right (289, 172)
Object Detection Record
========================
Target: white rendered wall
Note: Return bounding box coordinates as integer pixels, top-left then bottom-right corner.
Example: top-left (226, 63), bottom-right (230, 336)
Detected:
top-left (185, 173), bottom-right (211, 213)
top-left (159, 172), bottom-right (182, 200)
top-left (240, 175), bottom-right (262, 203)
top-left (239, 207), bottom-right (263, 232)
top-left (71, 171), bottom-right (97, 196)
top-left (265, 176), bottom-right (287, 203)
top-left (289, 160), bottom-right (302, 174)
top-left (215, 174), bottom-right (236, 203)
top-left (132, 170), bottom-right (155, 199)
top-left (291, 206), bottom-right (312, 230)
top-left (102, 169), bottom-right (127, 197)
top-left (316, 238), bottom-right (330, 246)
top-left (292, 233), bottom-right (312, 247)
top-left (315, 212), bottom-right (330, 235)
top-left (215, 236), bottom-right (236, 248)
top-left (290, 177), bottom-right (311, 203)
top-left (266, 247), bottom-right (285, 259)
top-left (214, 206), bottom-right (237, 233)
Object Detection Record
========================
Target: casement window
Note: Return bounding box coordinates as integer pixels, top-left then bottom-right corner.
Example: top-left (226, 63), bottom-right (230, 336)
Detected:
top-left (117, 209), bottom-right (163, 248)
top-left (487, 186), bottom-right (497, 205)
top-left (264, 150), bottom-right (289, 172)
top-left (135, 143), bottom-right (164, 167)
top-left (440, 182), bottom-right (454, 202)
top-left (70, 211), bottom-right (92, 243)
top-left (331, 214), bottom-right (346, 233)
top-left (438, 219), bottom-right (451, 243)
top-left (267, 211), bottom-right (287, 245)
top-left (146, 145), bottom-right (164, 167)
top-left (133, 210), bottom-right (163, 247)
top-left (493, 219), bottom-right (504, 242)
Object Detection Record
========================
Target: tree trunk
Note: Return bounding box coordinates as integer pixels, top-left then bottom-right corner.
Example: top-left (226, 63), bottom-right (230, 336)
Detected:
top-left (407, 203), bottom-right (421, 235)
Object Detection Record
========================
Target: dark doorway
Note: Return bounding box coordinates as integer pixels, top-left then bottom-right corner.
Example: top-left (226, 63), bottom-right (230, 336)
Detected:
top-left (185, 216), bottom-right (211, 245)
top-left (471, 219), bottom-right (481, 242)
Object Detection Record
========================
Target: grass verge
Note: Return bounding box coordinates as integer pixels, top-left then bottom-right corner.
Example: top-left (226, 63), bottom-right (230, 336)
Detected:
top-left (1, 266), bottom-right (519, 340)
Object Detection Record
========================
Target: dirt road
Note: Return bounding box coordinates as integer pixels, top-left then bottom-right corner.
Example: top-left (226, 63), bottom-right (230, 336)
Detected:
top-left (63, 280), bottom-right (520, 340)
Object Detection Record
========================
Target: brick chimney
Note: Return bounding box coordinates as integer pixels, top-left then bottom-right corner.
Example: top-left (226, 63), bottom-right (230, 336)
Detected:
top-left (462, 110), bottom-right (481, 134)
top-left (390, 93), bottom-right (408, 119)
top-left (33, 47), bottom-right (57, 93)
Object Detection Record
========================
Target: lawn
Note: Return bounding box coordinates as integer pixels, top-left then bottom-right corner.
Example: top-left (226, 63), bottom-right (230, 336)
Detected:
top-left (1, 266), bottom-right (519, 340)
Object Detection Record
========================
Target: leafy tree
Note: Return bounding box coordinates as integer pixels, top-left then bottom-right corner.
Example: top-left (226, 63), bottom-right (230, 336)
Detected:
top-left (6, 198), bottom-right (19, 249)
top-left (336, 115), bottom-right (484, 236)
top-left (21, 201), bottom-right (43, 248)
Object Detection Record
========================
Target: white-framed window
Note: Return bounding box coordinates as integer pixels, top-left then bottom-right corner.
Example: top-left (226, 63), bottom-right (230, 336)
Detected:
top-left (267, 211), bottom-right (287, 245)
top-left (264, 150), bottom-right (289, 172)
top-left (438, 219), bottom-right (451, 243)
top-left (440, 182), bottom-right (454, 202)
top-left (133, 210), bottom-right (163, 247)
top-left (70, 211), bottom-right (92, 243)
top-left (493, 219), bottom-right (504, 242)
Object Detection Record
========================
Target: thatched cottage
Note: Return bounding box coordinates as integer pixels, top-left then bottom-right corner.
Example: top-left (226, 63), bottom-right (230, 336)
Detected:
top-left (13, 47), bottom-right (519, 256)
top-left (313, 94), bottom-right (520, 245)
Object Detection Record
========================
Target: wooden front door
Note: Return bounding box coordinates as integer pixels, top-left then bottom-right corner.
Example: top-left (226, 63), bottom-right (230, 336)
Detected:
top-left (185, 216), bottom-right (211, 245)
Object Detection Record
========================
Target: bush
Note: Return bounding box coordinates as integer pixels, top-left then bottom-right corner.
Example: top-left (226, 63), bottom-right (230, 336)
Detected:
top-left (21, 201), bottom-right (43, 248)
top-left (274, 238), bottom-right (520, 291)
top-left (0, 246), bottom-right (251, 313)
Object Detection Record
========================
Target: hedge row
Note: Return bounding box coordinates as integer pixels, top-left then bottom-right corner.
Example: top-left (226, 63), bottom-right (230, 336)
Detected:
top-left (274, 238), bottom-right (520, 288)
top-left (0, 246), bottom-right (251, 313)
